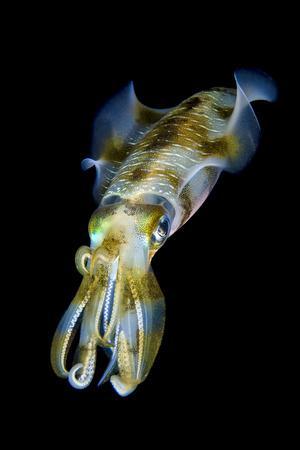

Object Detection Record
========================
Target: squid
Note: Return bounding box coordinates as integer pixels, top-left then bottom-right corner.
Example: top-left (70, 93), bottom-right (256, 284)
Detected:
top-left (51, 69), bottom-right (277, 396)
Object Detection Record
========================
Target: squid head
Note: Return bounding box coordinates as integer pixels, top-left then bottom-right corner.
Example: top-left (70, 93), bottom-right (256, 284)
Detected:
top-left (51, 199), bottom-right (172, 396)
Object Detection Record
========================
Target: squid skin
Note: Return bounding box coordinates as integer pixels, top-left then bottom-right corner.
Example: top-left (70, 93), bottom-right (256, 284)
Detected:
top-left (51, 69), bottom-right (277, 396)
top-left (51, 203), bottom-right (167, 395)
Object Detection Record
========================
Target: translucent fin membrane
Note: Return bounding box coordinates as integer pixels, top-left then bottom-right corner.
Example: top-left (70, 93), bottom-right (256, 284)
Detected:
top-left (82, 82), bottom-right (176, 203)
top-left (234, 68), bottom-right (278, 103)
top-left (226, 68), bottom-right (277, 172)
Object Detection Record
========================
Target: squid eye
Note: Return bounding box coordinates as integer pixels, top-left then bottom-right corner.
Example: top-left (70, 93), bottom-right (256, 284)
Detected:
top-left (152, 216), bottom-right (170, 246)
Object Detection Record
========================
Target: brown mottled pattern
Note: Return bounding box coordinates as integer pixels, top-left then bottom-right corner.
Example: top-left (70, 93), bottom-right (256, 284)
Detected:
top-left (104, 89), bottom-right (236, 207)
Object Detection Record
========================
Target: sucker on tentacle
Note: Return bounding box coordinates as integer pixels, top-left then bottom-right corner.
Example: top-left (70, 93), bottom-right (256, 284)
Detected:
top-left (68, 340), bottom-right (97, 389)
top-left (51, 277), bottom-right (92, 378)
top-left (51, 69), bottom-right (277, 396)
top-left (127, 273), bottom-right (144, 380)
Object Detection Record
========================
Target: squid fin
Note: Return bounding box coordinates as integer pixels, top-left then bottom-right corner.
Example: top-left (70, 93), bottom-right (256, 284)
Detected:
top-left (81, 158), bottom-right (115, 202)
top-left (83, 82), bottom-right (175, 202)
top-left (224, 68), bottom-right (278, 172)
top-left (178, 69), bottom-right (277, 209)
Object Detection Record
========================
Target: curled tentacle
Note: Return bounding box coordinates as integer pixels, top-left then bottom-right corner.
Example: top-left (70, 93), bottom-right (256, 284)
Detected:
top-left (75, 245), bottom-right (92, 276)
top-left (51, 245), bottom-right (100, 380)
top-left (67, 283), bottom-right (100, 388)
top-left (50, 275), bottom-right (91, 378)
top-left (66, 258), bottom-right (119, 388)
top-left (68, 340), bottom-right (97, 389)
top-left (52, 202), bottom-right (170, 394)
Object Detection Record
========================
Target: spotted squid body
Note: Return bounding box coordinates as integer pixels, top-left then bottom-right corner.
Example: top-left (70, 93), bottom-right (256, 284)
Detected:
top-left (51, 70), bottom-right (277, 396)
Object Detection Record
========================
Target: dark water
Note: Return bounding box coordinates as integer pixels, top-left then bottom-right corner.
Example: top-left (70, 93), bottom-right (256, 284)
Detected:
top-left (16, 17), bottom-right (295, 442)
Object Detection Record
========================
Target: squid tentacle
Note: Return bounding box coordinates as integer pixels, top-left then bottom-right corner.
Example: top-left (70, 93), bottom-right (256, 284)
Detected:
top-left (86, 289), bottom-right (114, 348)
top-left (50, 276), bottom-right (92, 378)
top-left (75, 245), bottom-right (92, 276)
top-left (101, 257), bottom-right (122, 345)
top-left (97, 322), bottom-right (120, 386)
top-left (88, 258), bottom-right (118, 348)
top-left (67, 259), bottom-right (119, 388)
top-left (67, 285), bottom-right (100, 389)
top-left (108, 265), bottom-right (166, 396)
top-left (68, 340), bottom-right (97, 389)
top-left (127, 273), bottom-right (145, 379)
top-left (51, 247), bottom-right (100, 380)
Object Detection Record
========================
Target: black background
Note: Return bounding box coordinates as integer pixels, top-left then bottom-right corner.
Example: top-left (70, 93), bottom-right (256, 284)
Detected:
top-left (43, 68), bottom-right (286, 398)
top-left (19, 11), bottom-right (295, 439)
